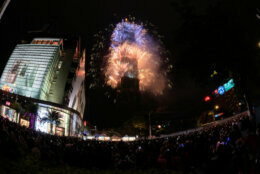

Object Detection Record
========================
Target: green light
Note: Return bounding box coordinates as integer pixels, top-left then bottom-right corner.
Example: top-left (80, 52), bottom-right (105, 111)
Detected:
top-left (224, 79), bottom-right (235, 92)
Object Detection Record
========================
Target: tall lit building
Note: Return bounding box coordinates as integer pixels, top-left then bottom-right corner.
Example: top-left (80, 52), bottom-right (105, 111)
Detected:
top-left (0, 38), bottom-right (85, 136)
top-left (120, 56), bottom-right (139, 91)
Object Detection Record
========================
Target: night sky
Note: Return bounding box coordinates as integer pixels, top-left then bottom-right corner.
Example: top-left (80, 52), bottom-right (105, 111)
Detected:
top-left (0, 0), bottom-right (259, 128)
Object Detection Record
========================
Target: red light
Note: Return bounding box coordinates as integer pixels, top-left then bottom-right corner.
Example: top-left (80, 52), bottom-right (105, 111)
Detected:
top-left (214, 89), bottom-right (218, 95)
top-left (84, 121), bottom-right (87, 126)
top-left (204, 96), bottom-right (211, 102)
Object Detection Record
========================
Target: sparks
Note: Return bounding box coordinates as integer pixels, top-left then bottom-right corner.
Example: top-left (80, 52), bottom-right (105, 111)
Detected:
top-left (105, 20), bottom-right (167, 95)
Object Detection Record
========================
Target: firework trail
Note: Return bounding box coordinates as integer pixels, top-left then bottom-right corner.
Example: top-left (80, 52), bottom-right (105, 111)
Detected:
top-left (105, 19), bottom-right (167, 95)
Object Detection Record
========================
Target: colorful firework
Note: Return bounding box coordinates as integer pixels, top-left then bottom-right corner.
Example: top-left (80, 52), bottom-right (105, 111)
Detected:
top-left (111, 20), bottom-right (146, 49)
top-left (87, 17), bottom-right (173, 96)
top-left (105, 19), bottom-right (168, 95)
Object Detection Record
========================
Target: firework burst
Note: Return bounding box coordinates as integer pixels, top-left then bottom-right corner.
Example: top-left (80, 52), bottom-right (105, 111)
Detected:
top-left (87, 17), bottom-right (173, 96)
top-left (105, 19), bottom-right (168, 95)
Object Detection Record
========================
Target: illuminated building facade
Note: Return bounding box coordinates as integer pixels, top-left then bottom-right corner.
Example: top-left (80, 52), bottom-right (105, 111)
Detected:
top-left (0, 38), bottom-right (85, 136)
top-left (0, 38), bottom-right (62, 100)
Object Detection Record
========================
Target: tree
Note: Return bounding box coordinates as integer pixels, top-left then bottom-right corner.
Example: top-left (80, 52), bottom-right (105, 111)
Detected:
top-left (132, 115), bottom-right (146, 136)
top-left (24, 102), bottom-right (38, 129)
top-left (117, 115), bottom-right (147, 136)
top-left (41, 110), bottom-right (61, 135)
top-left (105, 129), bottom-right (121, 137)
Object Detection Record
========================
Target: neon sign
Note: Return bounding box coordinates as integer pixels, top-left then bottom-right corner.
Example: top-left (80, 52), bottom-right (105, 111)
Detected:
top-left (224, 79), bottom-right (235, 92)
top-left (213, 79), bottom-right (235, 96)
top-left (218, 86), bottom-right (225, 95)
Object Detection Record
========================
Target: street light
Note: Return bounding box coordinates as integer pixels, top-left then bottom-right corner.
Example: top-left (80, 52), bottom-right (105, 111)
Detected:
top-left (214, 105), bottom-right (219, 110)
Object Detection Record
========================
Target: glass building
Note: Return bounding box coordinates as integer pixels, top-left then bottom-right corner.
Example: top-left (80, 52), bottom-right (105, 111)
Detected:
top-left (0, 38), bottom-right (61, 100)
top-left (0, 38), bottom-right (85, 137)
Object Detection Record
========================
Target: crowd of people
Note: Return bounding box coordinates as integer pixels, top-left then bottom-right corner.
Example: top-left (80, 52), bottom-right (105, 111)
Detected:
top-left (0, 112), bottom-right (258, 173)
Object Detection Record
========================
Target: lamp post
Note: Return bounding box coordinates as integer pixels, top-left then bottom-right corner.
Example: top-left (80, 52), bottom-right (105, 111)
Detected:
top-left (149, 111), bottom-right (152, 139)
